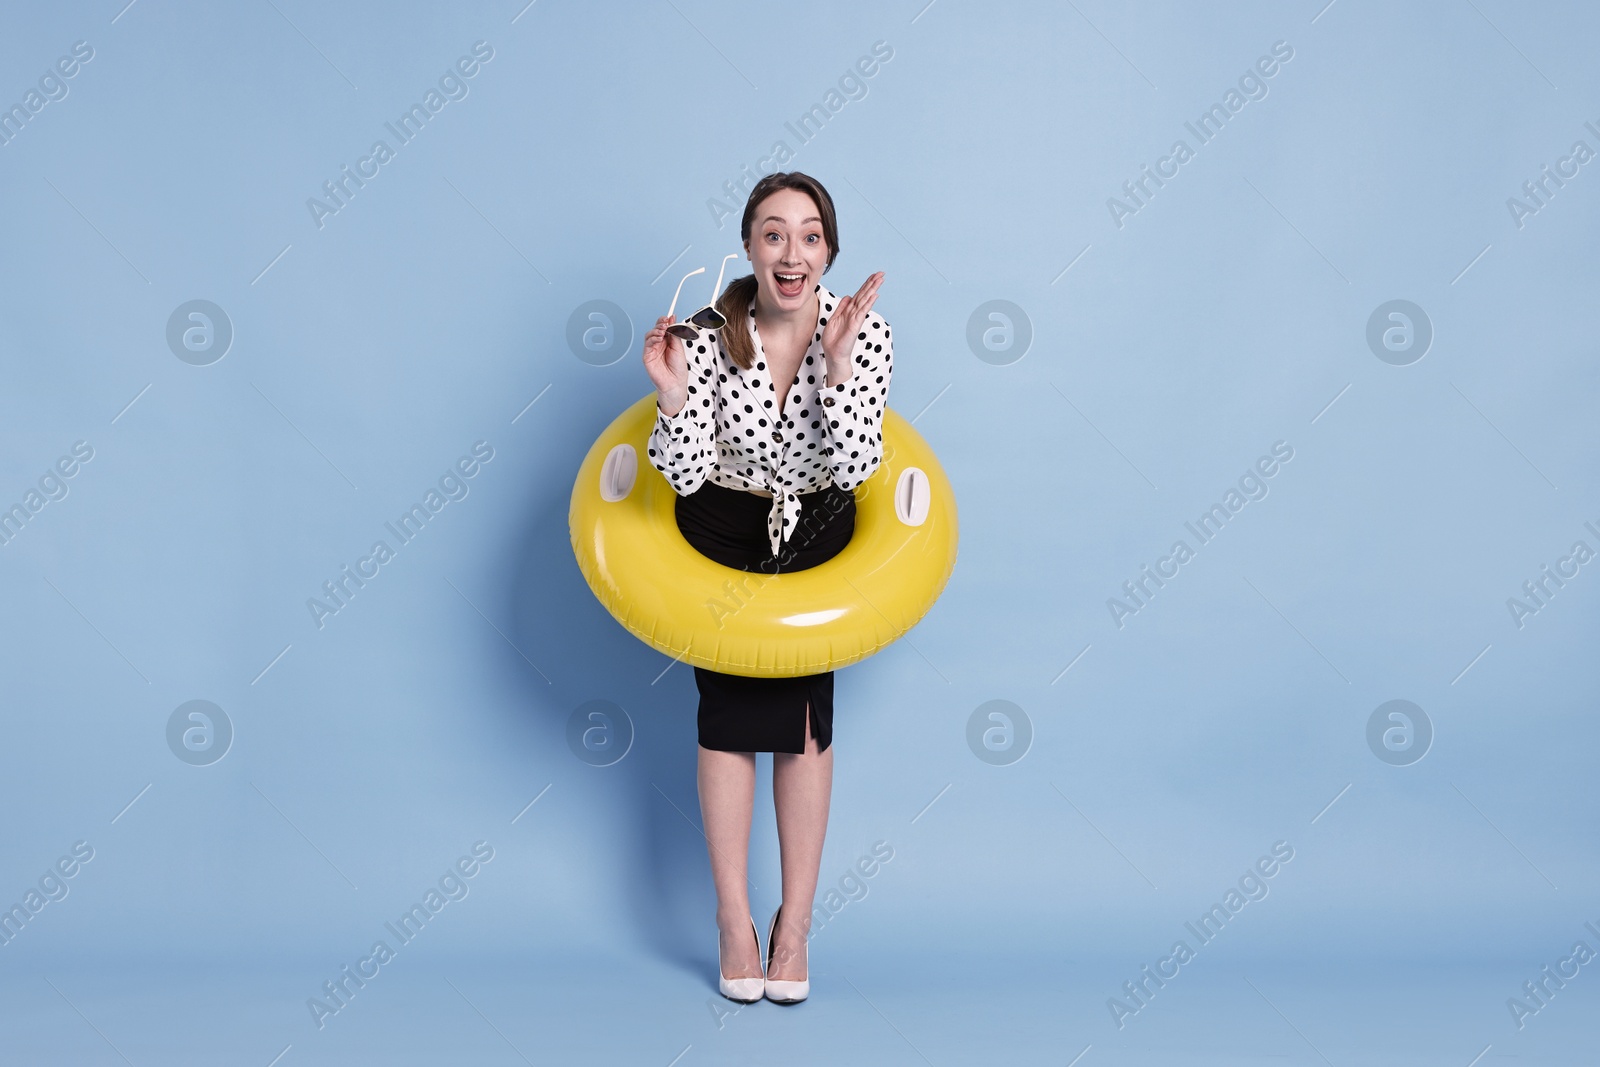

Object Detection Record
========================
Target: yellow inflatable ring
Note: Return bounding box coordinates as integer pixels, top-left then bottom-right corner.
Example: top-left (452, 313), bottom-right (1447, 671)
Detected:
top-left (570, 393), bottom-right (958, 677)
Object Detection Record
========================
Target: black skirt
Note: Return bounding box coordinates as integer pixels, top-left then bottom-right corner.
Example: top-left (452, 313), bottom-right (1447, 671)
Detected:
top-left (675, 478), bottom-right (856, 754)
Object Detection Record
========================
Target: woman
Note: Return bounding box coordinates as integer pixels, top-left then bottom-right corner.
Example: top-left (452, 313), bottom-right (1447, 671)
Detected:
top-left (641, 171), bottom-right (891, 1004)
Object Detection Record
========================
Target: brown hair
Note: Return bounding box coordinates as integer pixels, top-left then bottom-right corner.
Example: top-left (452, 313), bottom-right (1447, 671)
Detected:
top-left (715, 171), bottom-right (840, 370)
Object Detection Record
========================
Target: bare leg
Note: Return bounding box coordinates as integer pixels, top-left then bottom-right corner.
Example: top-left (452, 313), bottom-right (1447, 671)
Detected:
top-left (697, 745), bottom-right (761, 979)
top-left (769, 700), bottom-right (832, 980)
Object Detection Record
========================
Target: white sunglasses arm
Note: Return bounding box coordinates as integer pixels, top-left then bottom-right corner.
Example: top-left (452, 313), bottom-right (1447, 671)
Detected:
top-left (667, 266), bottom-right (706, 318)
top-left (708, 253), bottom-right (738, 302)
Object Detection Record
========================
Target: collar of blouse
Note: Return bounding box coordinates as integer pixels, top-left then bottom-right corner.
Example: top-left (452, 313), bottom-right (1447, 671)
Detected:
top-left (742, 281), bottom-right (839, 391)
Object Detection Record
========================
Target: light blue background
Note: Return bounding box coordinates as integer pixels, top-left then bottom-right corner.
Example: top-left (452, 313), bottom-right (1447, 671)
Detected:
top-left (1, 0), bottom-right (1596, 1063)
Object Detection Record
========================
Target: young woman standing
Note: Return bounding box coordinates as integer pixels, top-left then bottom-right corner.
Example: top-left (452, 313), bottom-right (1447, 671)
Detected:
top-left (642, 172), bottom-right (891, 1003)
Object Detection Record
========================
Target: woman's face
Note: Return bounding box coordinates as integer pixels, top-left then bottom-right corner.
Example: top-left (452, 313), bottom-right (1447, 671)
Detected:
top-left (745, 187), bottom-right (829, 313)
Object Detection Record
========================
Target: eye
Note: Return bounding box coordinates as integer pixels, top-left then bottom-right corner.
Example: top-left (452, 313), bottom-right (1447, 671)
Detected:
top-left (805, 233), bottom-right (819, 243)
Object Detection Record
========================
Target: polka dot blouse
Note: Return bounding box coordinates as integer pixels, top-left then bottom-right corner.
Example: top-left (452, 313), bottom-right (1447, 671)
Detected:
top-left (647, 281), bottom-right (894, 556)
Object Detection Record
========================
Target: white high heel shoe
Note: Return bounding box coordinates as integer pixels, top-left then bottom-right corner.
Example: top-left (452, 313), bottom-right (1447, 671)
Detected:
top-left (763, 905), bottom-right (809, 1003)
top-left (718, 915), bottom-right (765, 1002)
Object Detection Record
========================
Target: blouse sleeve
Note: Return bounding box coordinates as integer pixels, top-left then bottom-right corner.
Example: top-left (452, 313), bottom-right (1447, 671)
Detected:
top-left (646, 325), bottom-right (716, 496)
top-left (820, 311), bottom-right (893, 491)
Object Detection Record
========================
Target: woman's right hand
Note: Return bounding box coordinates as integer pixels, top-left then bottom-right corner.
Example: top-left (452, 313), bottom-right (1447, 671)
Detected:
top-left (642, 314), bottom-right (689, 416)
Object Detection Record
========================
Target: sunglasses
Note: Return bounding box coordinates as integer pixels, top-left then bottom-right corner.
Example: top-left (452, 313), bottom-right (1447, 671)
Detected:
top-left (665, 253), bottom-right (738, 341)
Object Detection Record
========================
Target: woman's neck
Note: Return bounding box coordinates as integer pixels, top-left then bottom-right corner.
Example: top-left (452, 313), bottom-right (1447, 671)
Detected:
top-left (753, 286), bottom-right (817, 339)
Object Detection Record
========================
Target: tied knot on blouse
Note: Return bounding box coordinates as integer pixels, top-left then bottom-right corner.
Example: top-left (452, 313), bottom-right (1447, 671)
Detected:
top-left (647, 281), bottom-right (894, 557)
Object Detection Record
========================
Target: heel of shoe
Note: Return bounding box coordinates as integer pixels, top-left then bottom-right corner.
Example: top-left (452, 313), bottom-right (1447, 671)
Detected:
top-left (718, 915), bottom-right (764, 1003)
top-left (763, 905), bottom-right (810, 1003)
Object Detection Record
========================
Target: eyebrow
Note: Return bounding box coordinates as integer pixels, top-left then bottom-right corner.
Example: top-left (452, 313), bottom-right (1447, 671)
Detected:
top-left (761, 216), bottom-right (821, 226)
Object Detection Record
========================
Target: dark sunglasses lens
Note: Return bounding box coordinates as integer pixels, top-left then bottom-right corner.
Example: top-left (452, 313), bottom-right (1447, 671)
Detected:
top-left (665, 324), bottom-right (696, 340)
top-left (690, 307), bottom-right (727, 329)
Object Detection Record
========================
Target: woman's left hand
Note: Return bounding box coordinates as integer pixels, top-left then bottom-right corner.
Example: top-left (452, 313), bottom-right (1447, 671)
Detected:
top-left (822, 271), bottom-right (884, 379)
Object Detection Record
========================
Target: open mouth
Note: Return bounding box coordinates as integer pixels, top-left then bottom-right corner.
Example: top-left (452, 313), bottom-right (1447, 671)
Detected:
top-left (774, 271), bottom-right (806, 297)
